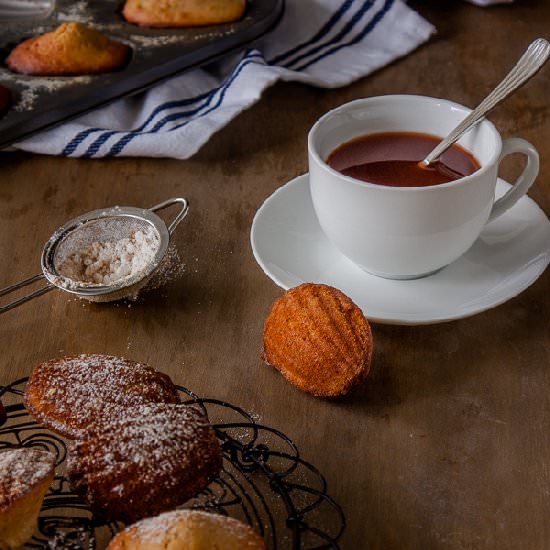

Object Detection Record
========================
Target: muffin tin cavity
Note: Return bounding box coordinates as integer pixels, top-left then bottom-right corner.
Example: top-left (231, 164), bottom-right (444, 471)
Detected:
top-left (0, 0), bottom-right (282, 149)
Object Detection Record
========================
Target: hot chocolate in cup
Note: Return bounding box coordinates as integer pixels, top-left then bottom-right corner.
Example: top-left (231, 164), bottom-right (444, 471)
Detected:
top-left (308, 95), bottom-right (539, 280)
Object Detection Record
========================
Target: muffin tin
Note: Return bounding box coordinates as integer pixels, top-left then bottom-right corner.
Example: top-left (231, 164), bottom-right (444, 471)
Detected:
top-left (0, 0), bottom-right (283, 150)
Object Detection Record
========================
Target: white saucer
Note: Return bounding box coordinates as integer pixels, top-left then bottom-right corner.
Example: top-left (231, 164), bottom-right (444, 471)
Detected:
top-left (251, 174), bottom-right (550, 325)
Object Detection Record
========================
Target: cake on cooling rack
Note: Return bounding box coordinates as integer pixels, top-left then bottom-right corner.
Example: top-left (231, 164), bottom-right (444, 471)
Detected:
top-left (24, 354), bottom-right (181, 439)
top-left (0, 448), bottom-right (56, 549)
top-left (107, 509), bottom-right (265, 549)
top-left (67, 403), bottom-right (222, 523)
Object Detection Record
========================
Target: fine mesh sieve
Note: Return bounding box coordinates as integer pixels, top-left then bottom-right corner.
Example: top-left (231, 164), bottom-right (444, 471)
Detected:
top-left (0, 198), bottom-right (188, 313)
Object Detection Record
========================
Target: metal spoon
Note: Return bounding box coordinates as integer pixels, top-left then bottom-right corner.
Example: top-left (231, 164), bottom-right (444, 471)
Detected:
top-left (422, 38), bottom-right (550, 167)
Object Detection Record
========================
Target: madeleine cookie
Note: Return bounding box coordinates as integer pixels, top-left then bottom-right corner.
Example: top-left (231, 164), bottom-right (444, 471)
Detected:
top-left (24, 354), bottom-right (180, 439)
top-left (0, 448), bottom-right (55, 549)
top-left (6, 22), bottom-right (130, 76)
top-left (122, 0), bottom-right (246, 28)
top-left (67, 403), bottom-right (222, 523)
top-left (263, 283), bottom-right (373, 397)
top-left (107, 509), bottom-right (265, 549)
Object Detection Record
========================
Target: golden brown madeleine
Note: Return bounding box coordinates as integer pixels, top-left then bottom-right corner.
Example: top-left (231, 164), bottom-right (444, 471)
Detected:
top-left (6, 22), bottom-right (130, 76)
top-left (0, 85), bottom-right (11, 116)
top-left (263, 283), bottom-right (373, 397)
top-left (67, 403), bottom-right (222, 523)
top-left (24, 354), bottom-right (180, 439)
top-left (0, 448), bottom-right (55, 549)
top-left (122, 0), bottom-right (246, 28)
top-left (107, 509), bottom-right (265, 549)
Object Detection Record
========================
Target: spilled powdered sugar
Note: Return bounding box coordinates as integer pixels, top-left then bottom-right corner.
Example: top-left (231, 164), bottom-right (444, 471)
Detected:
top-left (0, 72), bottom-right (94, 112)
top-left (144, 244), bottom-right (186, 292)
top-left (122, 28), bottom-right (237, 47)
top-left (13, 88), bottom-right (38, 112)
top-left (55, 0), bottom-right (90, 22)
top-left (0, 448), bottom-right (55, 508)
top-left (105, 244), bottom-right (186, 303)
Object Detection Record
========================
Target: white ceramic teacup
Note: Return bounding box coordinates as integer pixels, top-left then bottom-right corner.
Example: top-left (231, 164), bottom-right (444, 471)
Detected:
top-left (308, 95), bottom-right (539, 279)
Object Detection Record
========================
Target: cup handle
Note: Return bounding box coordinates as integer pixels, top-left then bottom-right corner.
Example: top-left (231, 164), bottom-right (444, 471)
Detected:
top-left (489, 137), bottom-right (539, 222)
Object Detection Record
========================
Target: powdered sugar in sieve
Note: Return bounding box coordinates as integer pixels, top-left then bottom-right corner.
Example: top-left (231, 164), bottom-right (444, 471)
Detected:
top-left (0, 198), bottom-right (189, 312)
top-left (54, 218), bottom-right (161, 287)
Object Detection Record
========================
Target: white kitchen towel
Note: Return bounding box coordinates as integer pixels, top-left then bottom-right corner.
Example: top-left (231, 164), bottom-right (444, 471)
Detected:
top-left (14, 0), bottom-right (435, 159)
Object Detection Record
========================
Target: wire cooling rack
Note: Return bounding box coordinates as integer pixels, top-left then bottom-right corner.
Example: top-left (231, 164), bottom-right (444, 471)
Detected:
top-left (0, 378), bottom-right (345, 549)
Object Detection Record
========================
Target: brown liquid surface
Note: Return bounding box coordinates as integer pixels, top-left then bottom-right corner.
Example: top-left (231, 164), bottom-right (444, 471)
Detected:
top-left (326, 132), bottom-right (481, 187)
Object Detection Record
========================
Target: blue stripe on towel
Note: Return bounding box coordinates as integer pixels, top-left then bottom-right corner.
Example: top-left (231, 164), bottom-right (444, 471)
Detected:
top-left (62, 126), bottom-right (103, 156)
top-left (80, 51), bottom-right (262, 158)
top-left (62, 90), bottom-right (212, 157)
top-left (268, 0), bottom-right (355, 65)
top-left (293, 0), bottom-right (394, 71)
top-left (65, 0), bottom-right (394, 158)
top-left (65, 1), bottom-right (364, 157)
top-left (281, 0), bottom-right (376, 69)
top-left (105, 51), bottom-right (264, 157)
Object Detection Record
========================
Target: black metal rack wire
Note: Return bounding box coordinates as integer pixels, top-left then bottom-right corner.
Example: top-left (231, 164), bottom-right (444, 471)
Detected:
top-left (0, 378), bottom-right (345, 550)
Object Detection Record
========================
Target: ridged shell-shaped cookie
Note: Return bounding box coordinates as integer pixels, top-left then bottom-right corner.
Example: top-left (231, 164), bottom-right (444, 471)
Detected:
top-left (263, 283), bottom-right (373, 397)
top-left (6, 23), bottom-right (130, 76)
top-left (0, 448), bottom-right (55, 549)
top-left (122, 0), bottom-right (246, 28)
top-left (24, 354), bottom-right (180, 439)
top-left (67, 403), bottom-right (222, 523)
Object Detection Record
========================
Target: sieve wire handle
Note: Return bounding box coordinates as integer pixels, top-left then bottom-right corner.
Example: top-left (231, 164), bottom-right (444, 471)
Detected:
top-left (0, 273), bottom-right (55, 314)
top-left (150, 197), bottom-right (189, 235)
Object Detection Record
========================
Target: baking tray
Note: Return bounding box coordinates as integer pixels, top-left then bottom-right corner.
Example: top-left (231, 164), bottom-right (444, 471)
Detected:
top-left (0, 0), bottom-right (284, 150)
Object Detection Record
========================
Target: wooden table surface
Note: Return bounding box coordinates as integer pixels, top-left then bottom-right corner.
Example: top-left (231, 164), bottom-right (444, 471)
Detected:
top-left (1, 1), bottom-right (549, 548)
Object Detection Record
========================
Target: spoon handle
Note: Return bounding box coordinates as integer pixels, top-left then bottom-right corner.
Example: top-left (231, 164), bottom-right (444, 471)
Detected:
top-left (422, 38), bottom-right (550, 166)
